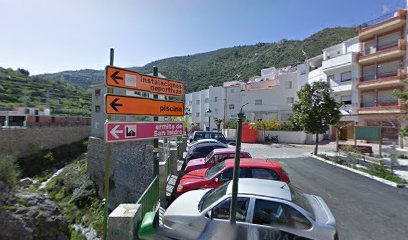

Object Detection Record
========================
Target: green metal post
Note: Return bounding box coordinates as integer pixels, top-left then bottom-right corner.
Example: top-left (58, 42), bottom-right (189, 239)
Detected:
top-left (103, 48), bottom-right (114, 240)
top-left (229, 111), bottom-right (244, 225)
top-left (153, 66), bottom-right (159, 177)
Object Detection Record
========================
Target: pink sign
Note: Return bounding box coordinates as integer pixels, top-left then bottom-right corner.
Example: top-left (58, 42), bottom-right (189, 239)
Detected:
top-left (105, 121), bottom-right (184, 143)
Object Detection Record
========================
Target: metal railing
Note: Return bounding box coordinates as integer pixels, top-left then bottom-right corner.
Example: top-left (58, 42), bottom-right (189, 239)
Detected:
top-left (359, 11), bottom-right (395, 28)
top-left (136, 176), bottom-right (159, 221)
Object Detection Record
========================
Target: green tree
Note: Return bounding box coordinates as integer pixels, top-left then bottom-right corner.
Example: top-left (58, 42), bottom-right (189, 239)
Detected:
top-left (292, 82), bottom-right (341, 155)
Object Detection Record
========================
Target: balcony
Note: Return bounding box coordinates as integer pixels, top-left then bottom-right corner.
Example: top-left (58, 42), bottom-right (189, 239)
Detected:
top-left (359, 39), bottom-right (406, 65)
top-left (359, 10), bottom-right (407, 40)
top-left (358, 102), bottom-right (407, 114)
top-left (358, 69), bottom-right (405, 89)
top-left (322, 52), bottom-right (358, 72)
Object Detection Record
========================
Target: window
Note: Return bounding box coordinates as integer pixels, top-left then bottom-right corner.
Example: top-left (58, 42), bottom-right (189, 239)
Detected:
top-left (287, 97), bottom-right (294, 104)
top-left (378, 60), bottom-right (400, 78)
top-left (25, 109), bottom-right (30, 114)
top-left (230, 89), bottom-right (235, 93)
top-left (214, 97), bottom-right (218, 102)
top-left (250, 168), bottom-right (280, 180)
top-left (281, 113), bottom-right (292, 122)
top-left (378, 90), bottom-right (398, 105)
top-left (229, 104), bottom-right (235, 110)
top-left (219, 168), bottom-right (246, 182)
top-left (95, 105), bottom-right (101, 112)
top-left (212, 198), bottom-right (250, 222)
top-left (34, 110), bottom-right (39, 115)
top-left (362, 92), bottom-right (375, 108)
top-left (205, 98), bottom-right (209, 103)
top-left (196, 112), bottom-right (200, 117)
top-left (285, 81), bottom-right (293, 89)
top-left (363, 65), bottom-right (376, 81)
top-left (341, 71), bottom-right (352, 82)
top-left (142, 92), bottom-right (149, 97)
top-left (35, 116), bottom-right (40, 123)
top-left (95, 89), bottom-right (101, 96)
top-left (327, 75), bottom-right (334, 82)
top-left (340, 95), bottom-right (352, 105)
top-left (196, 100), bottom-right (200, 104)
top-left (252, 199), bottom-right (311, 229)
top-left (255, 99), bottom-right (262, 105)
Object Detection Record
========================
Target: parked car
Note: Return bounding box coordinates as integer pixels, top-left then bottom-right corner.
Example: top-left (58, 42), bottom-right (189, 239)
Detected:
top-left (161, 178), bottom-right (338, 240)
top-left (185, 148), bottom-right (252, 173)
top-left (189, 131), bottom-right (236, 146)
top-left (186, 138), bottom-right (231, 151)
top-left (185, 142), bottom-right (228, 162)
top-left (177, 158), bottom-right (289, 195)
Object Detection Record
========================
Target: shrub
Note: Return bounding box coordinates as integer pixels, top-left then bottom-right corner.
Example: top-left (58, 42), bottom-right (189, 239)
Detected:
top-left (0, 155), bottom-right (21, 188)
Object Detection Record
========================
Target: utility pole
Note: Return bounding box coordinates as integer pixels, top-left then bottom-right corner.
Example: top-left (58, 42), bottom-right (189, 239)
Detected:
top-left (230, 103), bottom-right (248, 225)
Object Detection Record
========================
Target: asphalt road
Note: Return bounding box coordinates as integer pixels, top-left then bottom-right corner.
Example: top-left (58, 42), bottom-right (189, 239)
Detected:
top-left (241, 144), bottom-right (408, 240)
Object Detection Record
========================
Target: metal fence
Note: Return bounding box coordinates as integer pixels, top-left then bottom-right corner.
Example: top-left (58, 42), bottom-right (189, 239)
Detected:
top-left (136, 176), bottom-right (159, 221)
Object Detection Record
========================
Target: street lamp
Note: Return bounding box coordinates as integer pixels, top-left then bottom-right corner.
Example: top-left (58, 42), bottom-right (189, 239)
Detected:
top-left (206, 108), bottom-right (212, 131)
top-left (230, 102), bottom-right (249, 225)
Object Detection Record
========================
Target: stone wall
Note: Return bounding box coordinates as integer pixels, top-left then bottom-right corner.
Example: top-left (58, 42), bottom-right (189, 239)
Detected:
top-left (0, 126), bottom-right (91, 158)
top-left (87, 137), bottom-right (154, 210)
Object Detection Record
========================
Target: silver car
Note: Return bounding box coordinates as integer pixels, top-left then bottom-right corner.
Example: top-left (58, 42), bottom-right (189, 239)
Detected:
top-left (160, 179), bottom-right (338, 240)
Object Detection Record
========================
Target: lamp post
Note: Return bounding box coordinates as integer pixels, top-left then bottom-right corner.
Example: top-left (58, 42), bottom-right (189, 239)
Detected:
top-left (230, 103), bottom-right (249, 225)
top-left (206, 108), bottom-right (212, 131)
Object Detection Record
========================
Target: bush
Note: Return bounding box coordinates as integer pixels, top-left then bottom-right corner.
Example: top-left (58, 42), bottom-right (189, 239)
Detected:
top-left (0, 155), bottom-right (21, 188)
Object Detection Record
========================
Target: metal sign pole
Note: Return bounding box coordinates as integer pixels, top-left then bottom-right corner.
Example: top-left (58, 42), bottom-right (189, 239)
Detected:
top-left (230, 103), bottom-right (247, 225)
top-left (153, 66), bottom-right (159, 177)
top-left (103, 48), bottom-right (114, 240)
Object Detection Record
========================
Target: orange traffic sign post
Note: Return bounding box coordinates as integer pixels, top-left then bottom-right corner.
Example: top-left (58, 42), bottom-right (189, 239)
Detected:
top-left (105, 94), bottom-right (184, 116)
top-left (105, 66), bottom-right (184, 97)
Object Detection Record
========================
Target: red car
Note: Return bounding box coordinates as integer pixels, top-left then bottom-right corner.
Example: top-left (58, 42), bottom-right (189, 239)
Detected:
top-left (185, 148), bottom-right (252, 173)
top-left (177, 158), bottom-right (289, 195)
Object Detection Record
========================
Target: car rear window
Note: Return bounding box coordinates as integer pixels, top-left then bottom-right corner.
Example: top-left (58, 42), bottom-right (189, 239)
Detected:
top-left (289, 184), bottom-right (315, 221)
top-left (206, 161), bottom-right (226, 179)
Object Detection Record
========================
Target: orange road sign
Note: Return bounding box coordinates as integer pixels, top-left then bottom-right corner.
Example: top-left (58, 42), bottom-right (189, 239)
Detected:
top-left (105, 66), bottom-right (184, 97)
top-left (105, 94), bottom-right (184, 116)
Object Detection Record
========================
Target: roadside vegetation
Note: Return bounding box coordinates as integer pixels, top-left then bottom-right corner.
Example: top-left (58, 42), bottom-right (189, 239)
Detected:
top-left (0, 155), bottom-right (21, 188)
top-left (317, 153), bottom-right (407, 184)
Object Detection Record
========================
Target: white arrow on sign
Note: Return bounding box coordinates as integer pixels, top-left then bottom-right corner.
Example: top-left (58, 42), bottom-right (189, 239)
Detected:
top-left (110, 125), bottom-right (123, 139)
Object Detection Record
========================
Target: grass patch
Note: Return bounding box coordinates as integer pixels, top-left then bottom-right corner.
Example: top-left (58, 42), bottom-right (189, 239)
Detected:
top-left (397, 154), bottom-right (408, 159)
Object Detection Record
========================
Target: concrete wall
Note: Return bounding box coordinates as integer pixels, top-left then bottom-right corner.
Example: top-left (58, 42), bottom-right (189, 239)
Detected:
top-left (87, 137), bottom-right (154, 210)
top-left (257, 130), bottom-right (324, 144)
top-left (0, 126), bottom-right (90, 158)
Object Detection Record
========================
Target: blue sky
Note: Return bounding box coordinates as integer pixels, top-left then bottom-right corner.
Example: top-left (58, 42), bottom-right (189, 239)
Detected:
top-left (0, 0), bottom-right (405, 74)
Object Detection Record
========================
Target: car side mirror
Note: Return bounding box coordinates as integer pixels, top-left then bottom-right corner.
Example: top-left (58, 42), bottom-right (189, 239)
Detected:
top-left (214, 178), bottom-right (219, 183)
top-left (205, 210), bottom-right (212, 219)
top-left (189, 138), bottom-right (193, 143)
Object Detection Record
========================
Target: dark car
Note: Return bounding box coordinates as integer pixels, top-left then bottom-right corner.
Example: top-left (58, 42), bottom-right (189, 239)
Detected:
top-left (185, 142), bottom-right (227, 162)
top-left (189, 131), bottom-right (236, 146)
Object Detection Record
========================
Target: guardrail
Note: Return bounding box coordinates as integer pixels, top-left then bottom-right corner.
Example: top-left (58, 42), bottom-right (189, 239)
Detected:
top-left (136, 176), bottom-right (159, 221)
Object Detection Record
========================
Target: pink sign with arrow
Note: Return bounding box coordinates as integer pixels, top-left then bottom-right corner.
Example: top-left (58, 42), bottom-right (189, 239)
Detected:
top-left (105, 121), bottom-right (184, 143)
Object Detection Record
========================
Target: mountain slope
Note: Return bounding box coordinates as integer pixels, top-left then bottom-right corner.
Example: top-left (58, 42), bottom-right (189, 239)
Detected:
top-left (37, 27), bottom-right (357, 92)
top-left (0, 67), bottom-right (91, 116)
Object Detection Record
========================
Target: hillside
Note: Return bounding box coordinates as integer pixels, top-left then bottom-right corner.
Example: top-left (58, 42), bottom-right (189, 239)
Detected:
top-left (0, 67), bottom-right (91, 116)
top-left (38, 27), bottom-right (357, 93)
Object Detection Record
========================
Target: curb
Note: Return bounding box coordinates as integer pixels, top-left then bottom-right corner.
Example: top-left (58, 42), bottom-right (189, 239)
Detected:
top-left (305, 153), bottom-right (407, 189)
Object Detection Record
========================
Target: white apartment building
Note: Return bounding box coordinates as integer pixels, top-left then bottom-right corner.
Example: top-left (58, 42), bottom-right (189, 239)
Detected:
top-left (185, 86), bottom-right (225, 131)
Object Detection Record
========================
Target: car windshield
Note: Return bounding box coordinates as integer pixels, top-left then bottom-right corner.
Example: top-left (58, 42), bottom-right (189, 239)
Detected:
top-left (289, 184), bottom-right (315, 220)
top-left (205, 161), bottom-right (226, 179)
top-left (205, 150), bottom-right (215, 161)
top-left (199, 181), bottom-right (229, 212)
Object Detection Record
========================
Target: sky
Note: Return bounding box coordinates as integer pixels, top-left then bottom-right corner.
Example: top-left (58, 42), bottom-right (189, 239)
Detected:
top-left (0, 0), bottom-right (406, 75)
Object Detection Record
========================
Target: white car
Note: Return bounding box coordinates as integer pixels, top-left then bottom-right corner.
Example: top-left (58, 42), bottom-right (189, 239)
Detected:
top-left (160, 179), bottom-right (338, 240)
top-left (187, 139), bottom-right (234, 150)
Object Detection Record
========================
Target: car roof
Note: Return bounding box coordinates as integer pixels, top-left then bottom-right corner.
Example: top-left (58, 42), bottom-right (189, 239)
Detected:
top-left (212, 148), bottom-right (246, 154)
top-left (192, 139), bottom-right (219, 143)
top-left (190, 142), bottom-right (226, 149)
top-left (223, 158), bottom-right (281, 168)
top-left (194, 131), bottom-right (223, 134)
top-left (226, 178), bottom-right (291, 201)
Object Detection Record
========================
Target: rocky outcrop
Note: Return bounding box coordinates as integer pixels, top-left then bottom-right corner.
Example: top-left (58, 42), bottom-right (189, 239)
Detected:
top-left (0, 181), bottom-right (70, 240)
